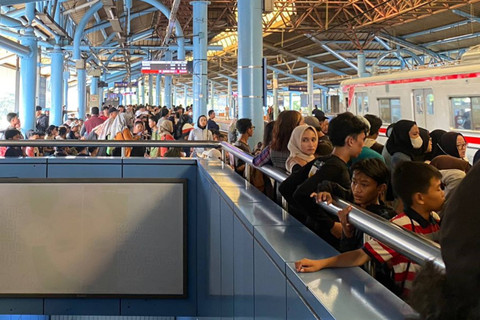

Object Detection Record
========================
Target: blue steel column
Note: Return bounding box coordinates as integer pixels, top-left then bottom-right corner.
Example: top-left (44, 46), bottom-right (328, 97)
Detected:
top-left (173, 85), bottom-right (177, 106)
top-left (227, 79), bottom-right (232, 118)
top-left (140, 80), bottom-right (145, 105)
top-left (164, 50), bottom-right (173, 108)
top-left (238, 0), bottom-right (263, 145)
top-left (155, 75), bottom-right (161, 106)
top-left (307, 64), bottom-right (313, 115)
top-left (19, 3), bottom-right (37, 132)
top-left (99, 73), bottom-right (106, 106)
top-left (63, 70), bottom-right (69, 120)
top-left (357, 53), bottom-right (368, 77)
top-left (91, 76), bottom-right (99, 109)
top-left (148, 75), bottom-right (153, 105)
top-left (184, 84), bottom-right (188, 107)
top-left (191, 1), bottom-right (209, 119)
top-left (210, 81), bottom-right (214, 110)
top-left (272, 71), bottom-right (278, 119)
top-left (50, 45), bottom-right (64, 126)
top-left (322, 90), bottom-right (328, 112)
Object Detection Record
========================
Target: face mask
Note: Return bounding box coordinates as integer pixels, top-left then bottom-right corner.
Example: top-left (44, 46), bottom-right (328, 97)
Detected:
top-left (411, 136), bottom-right (423, 149)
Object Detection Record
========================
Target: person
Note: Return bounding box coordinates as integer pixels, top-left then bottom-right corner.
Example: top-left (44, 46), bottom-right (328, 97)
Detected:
top-left (82, 107), bottom-right (105, 135)
top-left (363, 114), bottom-right (384, 154)
top-left (225, 105), bottom-right (230, 120)
top-left (35, 106), bottom-right (49, 134)
top-left (410, 161), bottom-right (480, 319)
top-left (350, 115), bottom-right (384, 165)
top-left (433, 131), bottom-right (468, 160)
top-left (67, 121), bottom-right (81, 139)
top-left (312, 158), bottom-right (395, 252)
top-left (157, 108), bottom-right (169, 128)
top-left (148, 115), bottom-right (160, 158)
top-left (99, 106), bottom-right (109, 121)
top-left (232, 118), bottom-right (254, 175)
top-left (253, 110), bottom-right (303, 171)
top-left (4, 129), bottom-right (23, 157)
top-left (424, 129), bottom-right (446, 161)
top-left (303, 116), bottom-right (333, 156)
top-left (295, 161), bottom-right (444, 299)
top-left (130, 120), bottom-right (147, 157)
top-left (25, 131), bottom-right (41, 157)
top-left (382, 120), bottom-right (422, 171)
top-left (188, 115), bottom-right (213, 157)
top-left (285, 124), bottom-right (318, 174)
top-left (279, 113), bottom-right (368, 247)
top-left (312, 105), bottom-right (325, 121)
top-left (158, 120), bottom-right (175, 157)
top-left (207, 110), bottom-right (220, 135)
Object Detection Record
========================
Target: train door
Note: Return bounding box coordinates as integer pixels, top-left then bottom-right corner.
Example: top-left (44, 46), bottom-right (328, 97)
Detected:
top-left (355, 92), bottom-right (368, 115)
top-left (413, 89), bottom-right (434, 129)
top-left (330, 95), bottom-right (340, 113)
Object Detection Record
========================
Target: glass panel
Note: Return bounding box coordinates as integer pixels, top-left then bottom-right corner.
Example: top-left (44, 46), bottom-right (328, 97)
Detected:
top-left (363, 95), bottom-right (369, 113)
top-left (414, 90), bottom-right (424, 115)
top-left (451, 97), bottom-right (471, 129)
top-left (426, 92), bottom-right (434, 115)
top-left (391, 99), bottom-right (402, 123)
top-left (471, 97), bottom-right (480, 130)
top-left (379, 99), bottom-right (391, 123)
top-left (356, 94), bottom-right (363, 113)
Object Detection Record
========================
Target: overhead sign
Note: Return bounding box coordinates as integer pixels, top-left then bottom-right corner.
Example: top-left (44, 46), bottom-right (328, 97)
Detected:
top-left (114, 82), bottom-right (137, 88)
top-left (288, 85), bottom-right (308, 92)
top-left (141, 60), bottom-right (188, 75)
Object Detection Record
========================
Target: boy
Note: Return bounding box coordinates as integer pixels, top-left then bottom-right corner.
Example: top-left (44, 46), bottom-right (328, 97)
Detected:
top-left (295, 161), bottom-right (444, 298)
top-left (312, 158), bottom-right (395, 252)
top-left (4, 129), bottom-right (23, 157)
top-left (232, 118), bottom-right (254, 175)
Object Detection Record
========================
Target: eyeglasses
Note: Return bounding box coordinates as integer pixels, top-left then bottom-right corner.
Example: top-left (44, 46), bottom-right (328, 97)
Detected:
top-left (456, 143), bottom-right (468, 149)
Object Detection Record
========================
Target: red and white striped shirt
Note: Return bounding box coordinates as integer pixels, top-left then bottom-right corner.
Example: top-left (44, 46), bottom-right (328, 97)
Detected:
top-left (363, 209), bottom-right (440, 297)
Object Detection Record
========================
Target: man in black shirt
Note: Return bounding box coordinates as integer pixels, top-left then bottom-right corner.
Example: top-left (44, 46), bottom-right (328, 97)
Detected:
top-left (207, 109), bottom-right (220, 134)
top-left (232, 118), bottom-right (254, 176)
top-left (279, 112), bottom-right (368, 248)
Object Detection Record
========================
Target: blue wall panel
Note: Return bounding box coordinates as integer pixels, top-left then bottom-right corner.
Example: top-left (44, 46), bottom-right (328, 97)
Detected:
top-left (0, 159), bottom-right (47, 178)
top-left (196, 180), bottom-right (222, 317)
top-left (254, 240), bottom-right (286, 319)
top-left (47, 165), bottom-right (122, 178)
top-left (220, 198), bottom-right (234, 319)
top-left (233, 215), bottom-right (254, 320)
top-left (286, 281), bottom-right (316, 320)
top-left (0, 299), bottom-right (44, 314)
top-left (44, 299), bottom-right (120, 315)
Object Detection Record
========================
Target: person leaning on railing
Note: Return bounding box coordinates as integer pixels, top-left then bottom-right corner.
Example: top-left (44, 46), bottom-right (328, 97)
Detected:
top-left (296, 162), bottom-right (444, 300)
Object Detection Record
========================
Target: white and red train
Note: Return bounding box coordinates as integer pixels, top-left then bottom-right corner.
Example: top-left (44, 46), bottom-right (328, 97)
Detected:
top-left (339, 50), bottom-right (480, 158)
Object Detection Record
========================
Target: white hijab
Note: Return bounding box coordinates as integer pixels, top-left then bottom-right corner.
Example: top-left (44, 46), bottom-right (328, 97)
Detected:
top-left (286, 124), bottom-right (317, 173)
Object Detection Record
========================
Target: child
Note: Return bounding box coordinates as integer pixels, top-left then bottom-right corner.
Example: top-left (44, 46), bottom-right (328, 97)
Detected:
top-left (4, 129), bottom-right (23, 157)
top-left (295, 161), bottom-right (444, 298)
top-left (312, 158), bottom-right (395, 252)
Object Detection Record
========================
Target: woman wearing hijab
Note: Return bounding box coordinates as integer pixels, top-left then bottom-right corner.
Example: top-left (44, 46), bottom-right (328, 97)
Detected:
top-left (434, 131), bottom-right (468, 160)
top-left (285, 124), bottom-right (318, 174)
top-left (188, 115), bottom-right (213, 157)
top-left (425, 129), bottom-right (446, 161)
top-left (412, 127), bottom-right (432, 162)
top-left (159, 120), bottom-right (175, 157)
top-left (384, 119), bottom-right (423, 170)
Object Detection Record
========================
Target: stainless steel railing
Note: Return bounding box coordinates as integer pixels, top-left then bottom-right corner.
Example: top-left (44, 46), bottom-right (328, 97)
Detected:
top-left (0, 139), bottom-right (445, 270)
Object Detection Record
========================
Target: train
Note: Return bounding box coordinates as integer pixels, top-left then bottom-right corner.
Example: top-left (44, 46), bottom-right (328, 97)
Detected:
top-left (339, 46), bottom-right (480, 157)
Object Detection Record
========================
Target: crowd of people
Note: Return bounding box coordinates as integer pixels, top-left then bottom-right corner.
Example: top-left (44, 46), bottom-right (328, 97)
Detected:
top-left (0, 104), bottom-right (226, 158)
top-left (226, 108), bottom-right (479, 318)
top-left (1, 103), bottom-right (479, 317)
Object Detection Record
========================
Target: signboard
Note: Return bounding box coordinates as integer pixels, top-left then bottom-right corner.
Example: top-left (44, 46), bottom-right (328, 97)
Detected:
top-left (141, 60), bottom-right (188, 75)
top-left (114, 82), bottom-right (137, 88)
top-left (288, 85), bottom-right (308, 92)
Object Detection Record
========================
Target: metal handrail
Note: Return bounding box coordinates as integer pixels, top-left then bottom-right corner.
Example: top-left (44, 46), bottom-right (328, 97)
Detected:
top-left (0, 140), bottom-right (221, 148)
top-left (0, 138), bottom-right (445, 270)
top-left (220, 141), bottom-right (446, 271)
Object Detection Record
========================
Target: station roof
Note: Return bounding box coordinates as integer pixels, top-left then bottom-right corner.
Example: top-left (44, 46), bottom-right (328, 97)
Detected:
top-left (1, 0), bottom-right (480, 94)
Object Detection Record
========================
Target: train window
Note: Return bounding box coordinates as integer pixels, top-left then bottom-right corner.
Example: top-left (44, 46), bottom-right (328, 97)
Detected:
top-left (355, 92), bottom-right (368, 114)
top-left (426, 92), bottom-right (434, 115)
top-left (378, 98), bottom-right (401, 124)
top-left (451, 97), bottom-right (480, 130)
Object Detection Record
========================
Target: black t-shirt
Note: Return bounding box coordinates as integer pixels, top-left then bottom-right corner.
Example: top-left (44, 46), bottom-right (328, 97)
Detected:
top-left (279, 154), bottom-right (350, 247)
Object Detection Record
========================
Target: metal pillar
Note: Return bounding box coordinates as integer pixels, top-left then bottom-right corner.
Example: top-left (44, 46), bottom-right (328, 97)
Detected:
top-left (272, 71), bottom-right (278, 119)
top-left (322, 90), bottom-right (328, 112)
top-left (63, 70), bottom-right (69, 120)
top-left (140, 80), bottom-right (145, 105)
top-left (183, 84), bottom-right (188, 107)
top-left (155, 74), bottom-right (161, 106)
top-left (357, 53), bottom-right (368, 78)
top-left (19, 27), bottom-right (37, 133)
top-left (173, 85), bottom-right (177, 107)
top-left (209, 81), bottom-right (214, 110)
top-left (164, 50), bottom-right (172, 108)
top-left (227, 79), bottom-right (232, 119)
top-left (148, 75), bottom-right (153, 105)
top-left (99, 73), bottom-right (106, 106)
top-left (307, 64), bottom-right (313, 115)
top-left (238, 0), bottom-right (263, 146)
top-left (15, 56), bottom-right (20, 113)
top-left (191, 1), bottom-right (209, 120)
top-left (77, 65), bottom-right (86, 118)
top-left (50, 45), bottom-right (63, 126)
top-left (91, 76), bottom-right (99, 110)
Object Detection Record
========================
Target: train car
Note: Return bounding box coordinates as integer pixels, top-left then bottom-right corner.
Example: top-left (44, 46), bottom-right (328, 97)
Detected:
top-left (339, 47), bottom-right (480, 154)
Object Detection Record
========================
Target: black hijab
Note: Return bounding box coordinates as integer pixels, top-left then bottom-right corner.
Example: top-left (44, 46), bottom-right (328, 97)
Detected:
top-left (385, 119), bottom-right (417, 157)
top-left (429, 129), bottom-right (446, 159)
top-left (197, 115), bottom-right (207, 130)
top-left (437, 132), bottom-right (464, 158)
top-left (412, 127), bottom-right (430, 161)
